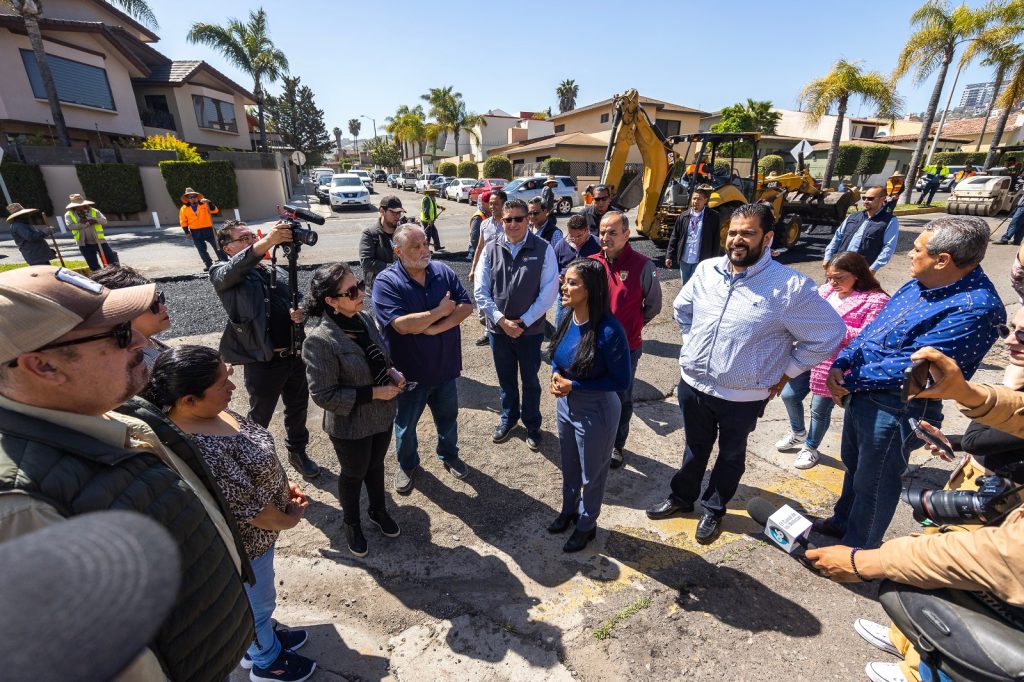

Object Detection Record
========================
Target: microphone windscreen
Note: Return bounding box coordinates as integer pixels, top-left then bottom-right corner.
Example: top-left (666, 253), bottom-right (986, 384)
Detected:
top-left (746, 497), bottom-right (777, 527)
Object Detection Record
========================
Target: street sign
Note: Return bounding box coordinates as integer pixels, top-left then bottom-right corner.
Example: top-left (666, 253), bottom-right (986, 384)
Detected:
top-left (790, 139), bottom-right (813, 161)
top-left (290, 150), bottom-right (307, 167)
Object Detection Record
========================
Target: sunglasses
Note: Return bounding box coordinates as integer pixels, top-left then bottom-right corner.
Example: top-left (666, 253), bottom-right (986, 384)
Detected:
top-left (996, 324), bottom-right (1024, 344)
top-left (37, 321), bottom-right (134, 352)
top-left (334, 281), bottom-right (365, 299)
top-left (149, 291), bottom-right (166, 314)
top-left (527, 210), bottom-right (541, 216)
top-left (502, 215), bottom-right (527, 224)
top-left (593, 196), bottom-right (611, 202)
top-left (863, 195), bottom-right (884, 202)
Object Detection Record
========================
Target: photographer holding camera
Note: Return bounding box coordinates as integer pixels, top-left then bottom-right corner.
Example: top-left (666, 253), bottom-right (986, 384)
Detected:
top-left (211, 219), bottom-right (321, 480)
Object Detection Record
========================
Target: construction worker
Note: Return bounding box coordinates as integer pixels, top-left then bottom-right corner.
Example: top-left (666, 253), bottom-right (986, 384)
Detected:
top-left (420, 187), bottom-right (445, 251)
top-left (884, 171), bottom-right (904, 212)
top-left (64, 194), bottom-right (119, 272)
top-left (6, 202), bottom-right (53, 266)
top-left (178, 186), bottom-right (226, 272)
top-left (541, 176), bottom-right (558, 211)
top-left (952, 164), bottom-right (976, 189)
top-left (467, 197), bottom-right (489, 260)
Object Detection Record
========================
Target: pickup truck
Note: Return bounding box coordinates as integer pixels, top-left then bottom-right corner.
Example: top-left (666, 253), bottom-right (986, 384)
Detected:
top-left (400, 171), bottom-right (418, 191)
top-left (415, 173), bottom-right (442, 193)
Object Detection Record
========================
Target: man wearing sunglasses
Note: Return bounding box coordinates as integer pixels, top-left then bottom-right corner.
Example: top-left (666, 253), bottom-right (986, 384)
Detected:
top-left (528, 197), bottom-right (562, 248)
top-left (212, 220), bottom-right (322, 480)
top-left (579, 184), bottom-right (614, 235)
top-left (0, 266), bottom-right (255, 680)
top-left (474, 198), bottom-right (559, 450)
top-left (823, 185), bottom-right (900, 272)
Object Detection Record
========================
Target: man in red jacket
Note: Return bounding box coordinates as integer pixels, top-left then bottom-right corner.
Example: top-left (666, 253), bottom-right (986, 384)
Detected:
top-left (591, 211), bottom-right (662, 469)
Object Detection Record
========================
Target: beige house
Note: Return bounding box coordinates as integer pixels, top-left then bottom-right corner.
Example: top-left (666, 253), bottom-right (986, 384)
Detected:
top-left (928, 112), bottom-right (1024, 151)
top-left (549, 95), bottom-right (705, 138)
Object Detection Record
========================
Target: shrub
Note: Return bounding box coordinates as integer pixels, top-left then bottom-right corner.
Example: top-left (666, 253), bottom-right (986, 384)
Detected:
top-left (158, 160), bottom-right (239, 209)
top-left (75, 164), bottom-right (147, 214)
top-left (482, 155), bottom-right (513, 180)
top-left (437, 161), bottom-right (458, 176)
top-left (0, 161), bottom-right (53, 216)
top-left (832, 145), bottom-right (863, 180)
top-left (932, 151), bottom-right (987, 167)
top-left (457, 160), bottom-right (479, 179)
top-left (713, 159), bottom-right (731, 176)
top-left (855, 145), bottom-right (890, 180)
top-left (757, 154), bottom-right (785, 175)
top-left (540, 157), bottom-right (570, 176)
top-left (141, 133), bottom-right (201, 163)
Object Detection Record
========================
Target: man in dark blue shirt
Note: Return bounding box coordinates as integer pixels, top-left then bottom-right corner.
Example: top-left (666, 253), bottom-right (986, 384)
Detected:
top-left (822, 216), bottom-right (1005, 549)
top-left (373, 224), bottom-right (473, 494)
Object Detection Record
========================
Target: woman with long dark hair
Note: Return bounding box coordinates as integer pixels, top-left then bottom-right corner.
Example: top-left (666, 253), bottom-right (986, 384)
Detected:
top-left (776, 251), bottom-right (890, 469)
top-left (302, 262), bottom-right (404, 558)
top-left (90, 265), bottom-right (171, 368)
top-left (548, 258), bottom-right (631, 552)
top-left (141, 345), bottom-right (316, 682)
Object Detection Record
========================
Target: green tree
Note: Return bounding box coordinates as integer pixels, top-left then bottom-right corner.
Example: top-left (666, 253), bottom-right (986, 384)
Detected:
top-left (264, 76), bottom-right (333, 165)
top-left (332, 126), bottom-right (342, 161)
top-left (892, 0), bottom-right (991, 202)
top-left (364, 137), bottom-right (402, 169)
top-left (347, 118), bottom-right (361, 154)
top-left (556, 79), bottom-right (579, 113)
top-left (757, 155), bottom-right (785, 175)
top-left (711, 99), bottom-right (783, 156)
top-left (800, 59), bottom-right (901, 190)
top-left (973, 2), bottom-right (1024, 168)
top-left (421, 86), bottom-right (485, 158)
top-left (188, 8), bottom-right (289, 153)
top-left (437, 161), bottom-right (458, 176)
top-left (482, 155), bottom-right (512, 181)
top-left (457, 160), bottom-right (479, 179)
top-left (6, 0), bottom-right (158, 147)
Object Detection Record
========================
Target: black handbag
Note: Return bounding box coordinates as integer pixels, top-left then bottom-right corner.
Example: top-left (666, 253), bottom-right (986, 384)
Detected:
top-left (879, 580), bottom-right (1024, 681)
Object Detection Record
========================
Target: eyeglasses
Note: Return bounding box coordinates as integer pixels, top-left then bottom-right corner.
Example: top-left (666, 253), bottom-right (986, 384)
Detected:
top-left (593, 196), bottom-right (611, 202)
top-left (502, 215), bottom-right (527, 224)
top-left (228, 232), bottom-right (257, 245)
top-left (149, 291), bottom-right (166, 314)
top-left (996, 324), bottom-right (1024, 344)
top-left (334, 281), bottom-right (365, 299)
top-left (37, 321), bottom-right (134, 352)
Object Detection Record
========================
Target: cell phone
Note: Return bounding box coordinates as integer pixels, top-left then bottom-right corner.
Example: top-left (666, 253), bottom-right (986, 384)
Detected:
top-left (401, 381), bottom-right (419, 393)
top-left (907, 417), bottom-right (955, 460)
top-left (901, 359), bottom-right (932, 403)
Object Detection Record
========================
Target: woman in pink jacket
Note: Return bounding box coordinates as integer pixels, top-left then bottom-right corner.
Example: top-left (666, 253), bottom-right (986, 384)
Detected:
top-left (775, 252), bottom-right (890, 469)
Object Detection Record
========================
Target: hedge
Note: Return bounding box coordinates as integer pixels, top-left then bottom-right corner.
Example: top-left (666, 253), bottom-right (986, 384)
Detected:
top-left (0, 161), bottom-right (53, 217)
top-left (158, 161), bottom-right (239, 209)
top-left (854, 145), bottom-right (890, 178)
top-left (540, 157), bottom-right (570, 176)
top-left (482, 155), bottom-right (513, 180)
top-left (437, 161), bottom-right (458, 177)
top-left (75, 164), bottom-right (146, 214)
top-left (457, 160), bottom-right (478, 179)
top-left (758, 155), bottom-right (785, 175)
top-left (833, 145), bottom-right (863, 178)
top-left (932, 151), bottom-right (987, 167)
top-left (713, 159), bottom-right (731, 175)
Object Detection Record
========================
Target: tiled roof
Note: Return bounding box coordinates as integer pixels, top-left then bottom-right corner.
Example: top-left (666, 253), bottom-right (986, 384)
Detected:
top-left (930, 114), bottom-right (1022, 136)
top-left (139, 60), bottom-right (202, 84)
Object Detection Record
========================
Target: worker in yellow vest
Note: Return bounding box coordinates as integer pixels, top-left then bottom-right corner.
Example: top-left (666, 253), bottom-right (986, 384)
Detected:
top-left (64, 193), bottom-right (119, 271)
top-left (420, 187), bottom-right (445, 251)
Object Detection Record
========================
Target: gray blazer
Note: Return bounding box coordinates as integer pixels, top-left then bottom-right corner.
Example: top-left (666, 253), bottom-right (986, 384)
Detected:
top-left (302, 311), bottom-right (397, 440)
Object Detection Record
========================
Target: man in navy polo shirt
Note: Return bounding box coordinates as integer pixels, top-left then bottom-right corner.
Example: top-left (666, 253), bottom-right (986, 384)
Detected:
top-left (373, 224), bottom-right (474, 494)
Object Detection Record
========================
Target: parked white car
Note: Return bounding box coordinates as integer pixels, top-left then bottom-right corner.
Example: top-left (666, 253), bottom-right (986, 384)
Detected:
top-left (445, 178), bottom-right (478, 202)
top-left (348, 169), bottom-right (374, 193)
top-left (400, 171), bottom-right (418, 191)
top-left (415, 173), bottom-right (442, 193)
top-left (328, 173), bottom-right (372, 210)
top-left (502, 175), bottom-right (580, 214)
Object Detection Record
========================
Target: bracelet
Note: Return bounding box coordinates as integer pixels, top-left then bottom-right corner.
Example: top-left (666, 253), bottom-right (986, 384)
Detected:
top-left (850, 547), bottom-right (873, 582)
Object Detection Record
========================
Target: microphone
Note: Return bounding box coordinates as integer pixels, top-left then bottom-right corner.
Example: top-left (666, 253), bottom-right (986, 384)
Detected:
top-left (746, 497), bottom-right (816, 553)
top-left (283, 204), bottom-right (326, 226)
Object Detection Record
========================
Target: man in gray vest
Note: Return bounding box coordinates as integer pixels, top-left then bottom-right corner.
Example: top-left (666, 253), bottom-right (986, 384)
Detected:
top-left (474, 198), bottom-right (559, 451)
top-left (0, 265), bottom-right (254, 681)
top-left (822, 185), bottom-right (899, 272)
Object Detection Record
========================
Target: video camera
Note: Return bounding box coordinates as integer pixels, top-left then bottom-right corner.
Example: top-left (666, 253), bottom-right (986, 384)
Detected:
top-left (279, 204), bottom-right (323, 247)
top-left (903, 454), bottom-right (1024, 525)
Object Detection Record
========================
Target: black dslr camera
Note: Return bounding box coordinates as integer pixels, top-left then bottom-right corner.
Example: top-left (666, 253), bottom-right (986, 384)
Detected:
top-left (903, 455), bottom-right (1024, 525)
top-left (279, 204), bottom-right (322, 247)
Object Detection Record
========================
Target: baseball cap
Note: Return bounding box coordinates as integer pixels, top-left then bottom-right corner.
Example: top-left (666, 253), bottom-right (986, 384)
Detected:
top-left (0, 511), bottom-right (180, 682)
top-left (0, 266), bottom-right (156, 363)
top-left (379, 195), bottom-right (405, 211)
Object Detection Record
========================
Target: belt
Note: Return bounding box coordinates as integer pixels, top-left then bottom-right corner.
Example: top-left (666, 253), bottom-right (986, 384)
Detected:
top-left (272, 348), bottom-right (295, 358)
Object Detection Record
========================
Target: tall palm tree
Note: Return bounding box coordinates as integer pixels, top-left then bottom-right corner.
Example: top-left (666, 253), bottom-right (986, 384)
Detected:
top-left (332, 126), bottom-right (342, 161)
top-left (450, 102), bottom-right (486, 159)
top-left (188, 8), bottom-right (289, 153)
top-left (799, 59), bottom-right (902, 189)
top-left (6, 0), bottom-right (158, 147)
top-left (348, 118), bottom-right (361, 157)
top-left (556, 79), bottom-right (579, 113)
top-left (971, 40), bottom-right (1021, 155)
top-left (985, 46), bottom-right (1024, 168)
top-left (420, 86), bottom-right (484, 159)
top-left (975, 1), bottom-right (1024, 168)
top-left (892, 0), bottom-right (990, 203)
top-left (385, 104), bottom-right (423, 163)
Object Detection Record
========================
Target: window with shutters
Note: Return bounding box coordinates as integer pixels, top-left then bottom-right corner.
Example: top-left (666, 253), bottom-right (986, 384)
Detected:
top-left (192, 94), bottom-right (238, 133)
top-left (20, 49), bottom-right (115, 111)
top-left (554, 124), bottom-right (565, 133)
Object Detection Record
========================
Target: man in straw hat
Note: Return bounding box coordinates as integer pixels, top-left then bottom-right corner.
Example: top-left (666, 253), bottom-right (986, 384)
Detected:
top-left (64, 193), bottom-right (119, 271)
top-left (6, 203), bottom-right (53, 266)
top-left (884, 170), bottom-right (905, 213)
top-left (0, 265), bottom-right (254, 680)
top-left (420, 186), bottom-right (445, 251)
top-left (179, 186), bottom-right (225, 272)
top-left (541, 175), bottom-right (558, 212)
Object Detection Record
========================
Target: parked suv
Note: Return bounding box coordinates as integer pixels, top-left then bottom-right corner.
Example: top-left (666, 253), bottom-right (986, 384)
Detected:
top-left (349, 169), bottom-right (374, 193)
top-left (328, 173), bottom-right (372, 210)
top-left (400, 171), bottom-right (418, 191)
top-left (415, 173), bottom-right (442, 193)
top-left (372, 169), bottom-right (387, 182)
top-left (502, 175), bottom-right (580, 214)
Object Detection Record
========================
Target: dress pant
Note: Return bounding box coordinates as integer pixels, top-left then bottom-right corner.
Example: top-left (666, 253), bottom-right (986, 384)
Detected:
top-left (243, 354), bottom-right (310, 456)
top-left (615, 348), bottom-right (643, 450)
top-left (918, 183), bottom-right (939, 206)
top-left (330, 427), bottom-right (392, 524)
top-left (80, 242), bottom-right (119, 271)
top-left (489, 331), bottom-right (543, 433)
top-left (394, 379), bottom-right (459, 471)
top-left (190, 226), bottom-right (227, 267)
top-left (999, 206), bottom-right (1024, 244)
top-left (557, 390), bottom-right (620, 532)
top-left (669, 379), bottom-right (767, 517)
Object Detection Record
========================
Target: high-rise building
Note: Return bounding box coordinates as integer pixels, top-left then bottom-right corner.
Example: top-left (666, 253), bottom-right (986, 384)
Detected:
top-left (959, 82), bottom-right (1006, 112)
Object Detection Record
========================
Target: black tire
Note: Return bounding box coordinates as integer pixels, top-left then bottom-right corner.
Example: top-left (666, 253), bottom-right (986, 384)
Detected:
top-left (556, 198), bottom-right (572, 215)
top-left (779, 214), bottom-right (802, 249)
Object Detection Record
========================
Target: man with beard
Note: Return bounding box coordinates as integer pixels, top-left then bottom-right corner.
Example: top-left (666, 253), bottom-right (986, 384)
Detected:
top-left (361, 195), bottom-right (406, 297)
top-left (646, 203), bottom-right (845, 544)
top-left (0, 266), bottom-right (255, 680)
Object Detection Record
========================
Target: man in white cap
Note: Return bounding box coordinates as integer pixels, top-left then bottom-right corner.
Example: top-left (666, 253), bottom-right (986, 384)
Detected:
top-left (64, 193), bottom-right (119, 271)
top-left (6, 203), bottom-right (52, 266)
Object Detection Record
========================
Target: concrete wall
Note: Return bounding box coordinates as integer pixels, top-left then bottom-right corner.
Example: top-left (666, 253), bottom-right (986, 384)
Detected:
top-left (236, 168), bottom-right (288, 221)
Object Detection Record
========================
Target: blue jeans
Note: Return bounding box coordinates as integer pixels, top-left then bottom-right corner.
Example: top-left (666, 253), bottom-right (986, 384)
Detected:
top-left (557, 390), bottom-right (620, 531)
top-left (189, 226), bottom-right (227, 267)
top-left (779, 371), bottom-right (835, 450)
top-left (919, 182), bottom-right (939, 206)
top-left (489, 331), bottom-right (543, 432)
top-left (394, 379), bottom-right (459, 471)
top-left (999, 206), bottom-right (1024, 244)
top-left (244, 545), bottom-right (282, 669)
top-left (679, 261), bottom-right (698, 285)
top-left (615, 348), bottom-right (643, 449)
top-left (829, 390), bottom-right (943, 548)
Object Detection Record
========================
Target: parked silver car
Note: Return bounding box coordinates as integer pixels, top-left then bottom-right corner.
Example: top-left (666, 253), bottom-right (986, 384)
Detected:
top-left (502, 175), bottom-right (580, 215)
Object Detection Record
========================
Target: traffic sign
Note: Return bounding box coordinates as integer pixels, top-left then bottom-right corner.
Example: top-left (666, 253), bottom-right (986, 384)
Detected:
top-left (290, 150), bottom-right (307, 167)
top-left (790, 139), bottom-right (813, 161)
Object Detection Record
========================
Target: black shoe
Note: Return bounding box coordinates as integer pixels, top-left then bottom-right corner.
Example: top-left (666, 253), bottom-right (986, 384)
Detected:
top-left (475, 334), bottom-right (490, 347)
top-left (563, 527), bottom-right (596, 553)
top-left (493, 422), bottom-right (515, 444)
top-left (367, 509), bottom-right (401, 537)
top-left (526, 431), bottom-right (541, 451)
top-left (997, 239), bottom-right (1010, 245)
top-left (241, 625), bottom-right (308, 669)
top-left (443, 457), bottom-right (470, 480)
top-left (811, 517), bottom-right (845, 538)
top-left (645, 498), bottom-right (694, 520)
top-left (547, 512), bottom-right (577, 534)
top-left (288, 452), bottom-right (321, 480)
top-left (202, 263), bottom-right (211, 272)
top-left (610, 447), bottom-right (624, 469)
top-left (695, 513), bottom-right (723, 545)
top-left (394, 467), bottom-right (415, 494)
top-left (250, 649), bottom-right (317, 682)
top-left (344, 523), bottom-right (368, 557)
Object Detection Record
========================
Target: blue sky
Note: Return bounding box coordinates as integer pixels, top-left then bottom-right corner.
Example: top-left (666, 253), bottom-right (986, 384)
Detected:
top-left (150, 0), bottom-right (996, 135)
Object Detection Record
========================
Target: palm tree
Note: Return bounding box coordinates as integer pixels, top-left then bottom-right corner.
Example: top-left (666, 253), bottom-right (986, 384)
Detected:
top-left (385, 104), bottom-right (421, 162)
top-left (188, 8), bottom-right (289, 153)
top-left (332, 126), bottom-right (342, 161)
top-left (985, 45), bottom-right (1024, 169)
top-left (799, 59), bottom-right (902, 189)
top-left (556, 79), bottom-right (579, 113)
top-left (892, 0), bottom-right (990, 203)
top-left (420, 86), bottom-right (484, 158)
top-left (6, 0), bottom-right (158, 147)
top-left (975, 2), bottom-right (1024, 169)
top-left (348, 118), bottom-right (361, 157)
top-left (971, 40), bottom-right (1021, 155)
top-left (450, 102), bottom-right (486, 159)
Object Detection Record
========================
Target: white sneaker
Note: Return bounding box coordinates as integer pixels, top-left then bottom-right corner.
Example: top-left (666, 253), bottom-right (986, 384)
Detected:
top-left (793, 446), bottom-right (820, 469)
top-left (855, 619), bottom-right (902, 658)
top-left (774, 430), bottom-right (806, 451)
top-left (865, 661), bottom-right (908, 682)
